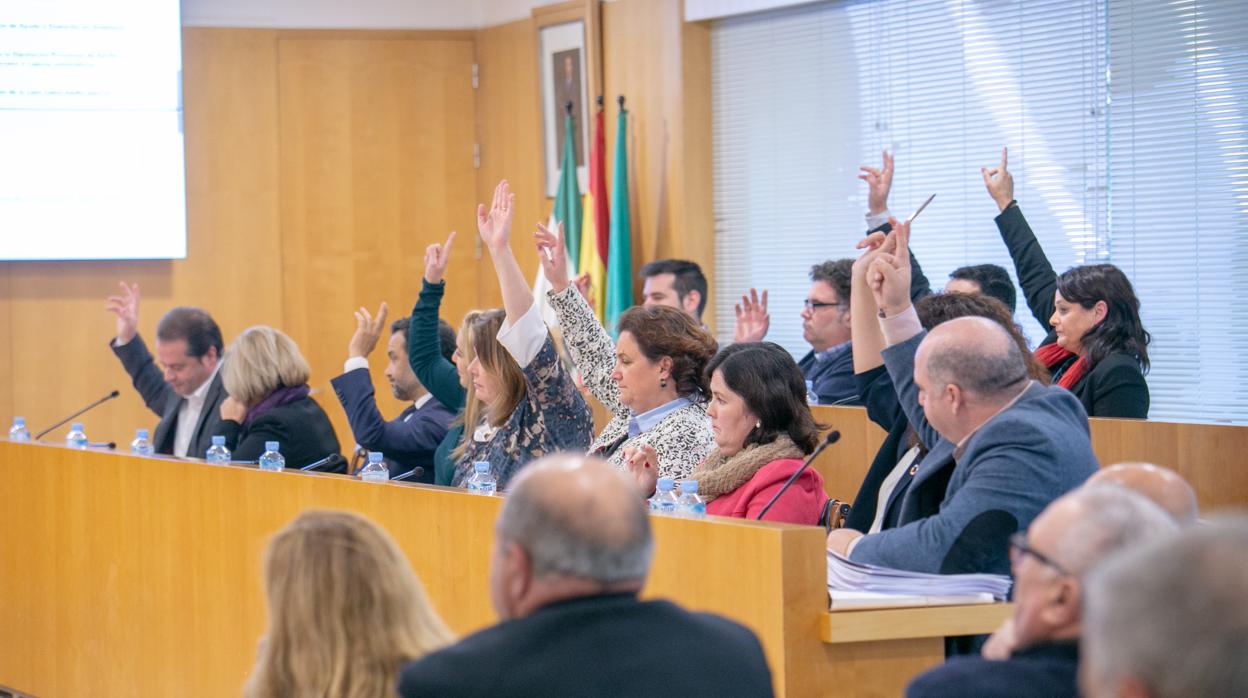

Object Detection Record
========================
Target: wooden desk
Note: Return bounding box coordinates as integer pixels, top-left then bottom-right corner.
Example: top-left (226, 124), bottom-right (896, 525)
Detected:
top-left (0, 442), bottom-right (1004, 697)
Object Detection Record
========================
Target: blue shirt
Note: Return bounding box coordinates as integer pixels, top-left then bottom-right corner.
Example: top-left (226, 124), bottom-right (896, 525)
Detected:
top-left (628, 397), bottom-right (693, 438)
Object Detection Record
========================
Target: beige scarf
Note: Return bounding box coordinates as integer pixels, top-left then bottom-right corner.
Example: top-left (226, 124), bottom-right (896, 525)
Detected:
top-left (689, 435), bottom-right (805, 501)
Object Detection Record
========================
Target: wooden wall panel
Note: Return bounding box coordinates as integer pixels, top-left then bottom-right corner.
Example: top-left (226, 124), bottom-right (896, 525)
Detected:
top-left (601, 0), bottom-right (717, 328)
top-left (0, 29), bottom-right (282, 448)
top-left (474, 19), bottom-right (546, 311)
top-left (276, 36), bottom-right (479, 448)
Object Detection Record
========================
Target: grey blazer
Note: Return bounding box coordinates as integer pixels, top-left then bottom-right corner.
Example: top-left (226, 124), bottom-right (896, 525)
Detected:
top-left (849, 331), bottom-right (1099, 576)
top-left (111, 334), bottom-right (228, 458)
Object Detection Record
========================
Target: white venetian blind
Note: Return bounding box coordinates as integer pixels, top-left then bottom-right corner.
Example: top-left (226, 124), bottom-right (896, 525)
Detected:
top-left (712, 0), bottom-right (1248, 423)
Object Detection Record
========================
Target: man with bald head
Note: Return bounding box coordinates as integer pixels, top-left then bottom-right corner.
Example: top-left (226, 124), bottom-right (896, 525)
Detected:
top-left (828, 220), bottom-right (1098, 578)
top-left (398, 454), bottom-right (773, 697)
top-left (907, 485), bottom-right (1178, 697)
top-left (1089, 462), bottom-right (1198, 523)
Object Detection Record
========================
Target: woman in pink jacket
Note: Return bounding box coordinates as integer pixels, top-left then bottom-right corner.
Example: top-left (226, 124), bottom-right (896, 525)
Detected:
top-left (626, 342), bottom-right (829, 525)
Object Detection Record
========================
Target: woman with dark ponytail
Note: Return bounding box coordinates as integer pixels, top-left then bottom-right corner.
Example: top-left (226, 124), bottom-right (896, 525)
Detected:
top-left (983, 148), bottom-right (1150, 418)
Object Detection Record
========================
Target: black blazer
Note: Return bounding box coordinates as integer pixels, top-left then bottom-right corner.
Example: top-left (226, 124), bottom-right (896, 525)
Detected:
top-left (995, 204), bottom-right (1149, 418)
top-left (906, 640), bottom-right (1080, 698)
top-left (110, 334), bottom-right (228, 457)
top-left (397, 593), bottom-right (773, 698)
top-left (217, 395), bottom-right (341, 470)
top-left (844, 365), bottom-right (927, 533)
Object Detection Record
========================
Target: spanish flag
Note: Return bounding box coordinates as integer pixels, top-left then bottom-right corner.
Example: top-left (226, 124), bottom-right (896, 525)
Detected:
top-left (578, 106), bottom-right (609, 320)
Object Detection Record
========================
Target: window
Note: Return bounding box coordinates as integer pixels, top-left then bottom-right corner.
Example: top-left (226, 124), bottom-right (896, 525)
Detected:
top-left (712, 0), bottom-right (1248, 422)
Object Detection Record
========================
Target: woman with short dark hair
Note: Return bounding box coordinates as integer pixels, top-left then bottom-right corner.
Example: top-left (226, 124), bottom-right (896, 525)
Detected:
top-left (537, 224), bottom-right (718, 480)
top-left (623, 342), bottom-right (830, 525)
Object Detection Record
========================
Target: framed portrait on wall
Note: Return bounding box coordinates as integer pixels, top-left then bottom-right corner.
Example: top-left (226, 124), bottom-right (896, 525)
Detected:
top-left (534, 1), bottom-right (602, 198)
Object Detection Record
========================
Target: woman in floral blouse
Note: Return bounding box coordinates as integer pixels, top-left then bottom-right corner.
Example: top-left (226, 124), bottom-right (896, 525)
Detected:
top-left (453, 180), bottom-right (593, 490)
top-left (535, 221), bottom-right (718, 480)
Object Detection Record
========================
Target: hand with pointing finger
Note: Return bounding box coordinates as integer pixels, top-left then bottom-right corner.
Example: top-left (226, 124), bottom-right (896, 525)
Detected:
top-left (424, 231), bottom-right (457, 285)
top-left (981, 147), bottom-right (1014, 212)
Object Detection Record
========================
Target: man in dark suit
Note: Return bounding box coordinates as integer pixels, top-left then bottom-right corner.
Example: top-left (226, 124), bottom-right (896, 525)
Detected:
top-left (330, 304), bottom-right (455, 482)
top-left (106, 281), bottom-right (227, 458)
top-left (906, 485), bottom-right (1177, 698)
top-left (826, 220), bottom-right (1099, 576)
top-left (397, 454), bottom-right (773, 697)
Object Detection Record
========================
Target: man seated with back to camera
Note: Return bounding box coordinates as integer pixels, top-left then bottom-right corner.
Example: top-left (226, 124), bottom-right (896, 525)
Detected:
top-left (397, 454), bottom-right (773, 697)
top-left (106, 281), bottom-right (228, 458)
top-left (825, 219), bottom-right (1098, 580)
top-left (330, 302), bottom-right (456, 482)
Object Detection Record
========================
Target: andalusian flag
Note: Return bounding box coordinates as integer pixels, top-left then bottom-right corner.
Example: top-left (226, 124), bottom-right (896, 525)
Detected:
top-left (604, 101), bottom-right (633, 336)
top-left (578, 106), bottom-right (609, 320)
top-left (535, 110), bottom-right (582, 326)
top-left (553, 111), bottom-right (582, 267)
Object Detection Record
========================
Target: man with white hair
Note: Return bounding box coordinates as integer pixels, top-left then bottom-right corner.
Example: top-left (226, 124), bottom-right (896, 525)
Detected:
top-left (906, 485), bottom-right (1178, 697)
top-left (397, 454), bottom-right (773, 697)
top-left (1081, 516), bottom-right (1248, 698)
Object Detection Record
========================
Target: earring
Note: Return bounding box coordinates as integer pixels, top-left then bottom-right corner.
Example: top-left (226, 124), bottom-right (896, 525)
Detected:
top-left (660, 377), bottom-right (668, 389)
top-left (755, 421), bottom-right (761, 429)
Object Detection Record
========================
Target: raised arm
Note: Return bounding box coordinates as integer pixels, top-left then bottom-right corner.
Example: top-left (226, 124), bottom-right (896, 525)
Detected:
top-left (538, 221), bottom-right (626, 413)
top-left (850, 230), bottom-right (893, 374)
top-left (478, 180), bottom-right (533, 328)
top-left (861, 152), bottom-right (932, 303)
top-left (983, 147), bottom-right (1057, 332)
top-left (106, 281), bottom-right (175, 416)
top-left (409, 231), bottom-right (466, 412)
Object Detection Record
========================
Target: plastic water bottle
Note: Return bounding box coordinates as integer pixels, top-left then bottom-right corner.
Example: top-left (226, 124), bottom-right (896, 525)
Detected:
top-left (360, 451), bottom-right (389, 482)
top-left (259, 441), bottom-right (285, 472)
top-left (677, 480), bottom-right (706, 518)
top-left (206, 435), bottom-right (231, 464)
top-left (66, 422), bottom-right (89, 449)
top-left (806, 380), bottom-right (819, 405)
top-left (466, 461), bottom-right (497, 496)
top-left (8, 416), bottom-right (30, 442)
top-left (650, 476), bottom-right (678, 515)
top-left (130, 428), bottom-right (154, 456)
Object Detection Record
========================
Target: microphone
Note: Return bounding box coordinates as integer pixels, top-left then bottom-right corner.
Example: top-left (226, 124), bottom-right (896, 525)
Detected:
top-left (300, 453), bottom-right (346, 473)
top-left (393, 466), bottom-right (425, 482)
top-left (755, 430), bottom-right (841, 521)
top-left (34, 390), bottom-right (121, 441)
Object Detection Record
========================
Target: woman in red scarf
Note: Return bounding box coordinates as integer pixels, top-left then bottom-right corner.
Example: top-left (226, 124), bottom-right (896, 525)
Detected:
top-left (984, 148), bottom-right (1150, 418)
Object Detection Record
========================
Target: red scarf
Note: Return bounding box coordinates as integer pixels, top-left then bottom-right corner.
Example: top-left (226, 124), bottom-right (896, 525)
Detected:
top-left (1034, 343), bottom-right (1089, 390)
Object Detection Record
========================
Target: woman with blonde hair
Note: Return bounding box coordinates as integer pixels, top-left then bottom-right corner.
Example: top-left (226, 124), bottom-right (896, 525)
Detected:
top-left (217, 325), bottom-right (340, 469)
top-left (243, 509), bottom-right (452, 698)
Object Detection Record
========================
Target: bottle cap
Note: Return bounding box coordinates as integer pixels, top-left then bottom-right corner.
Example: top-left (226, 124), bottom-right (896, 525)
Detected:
top-left (265, 441), bottom-right (279, 452)
top-left (368, 451), bottom-right (384, 463)
top-left (474, 461), bottom-right (490, 473)
top-left (14, 416), bottom-right (24, 426)
top-left (680, 480), bottom-right (699, 494)
top-left (136, 428), bottom-right (149, 439)
top-left (656, 476), bottom-right (674, 490)
top-left (212, 435), bottom-right (226, 446)
top-left (71, 422), bottom-right (84, 431)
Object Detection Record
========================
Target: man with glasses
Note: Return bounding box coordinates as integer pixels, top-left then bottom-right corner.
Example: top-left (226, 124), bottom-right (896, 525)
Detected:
top-left (797, 259), bottom-right (860, 405)
top-left (906, 484), bottom-right (1177, 698)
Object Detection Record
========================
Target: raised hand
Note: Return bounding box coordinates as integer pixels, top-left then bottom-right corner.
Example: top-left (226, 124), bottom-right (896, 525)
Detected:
top-left (852, 229), bottom-right (898, 278)
top-left (476, 179), bottom-right (515, 253)
top-left (105, 281), bottom-right (141, 344)
top-left (423, 231), bottom-right (457, 285)
top-left (858, 150), bottom-right (895, 216)
top-left (572, 272), bottom-right (594, 307)
top-left (348, 302), bottom-right (389, 359)
top-left (622, 443), bottom-right (661, 497)
top-left (733, 288), bottom-right (770, 343)
top-left (867, 218), bottom-right (913, 317)
top-left (981, 147), bottom-right (1014, 212)
top-left (534, 221), bottom-right (570, 292)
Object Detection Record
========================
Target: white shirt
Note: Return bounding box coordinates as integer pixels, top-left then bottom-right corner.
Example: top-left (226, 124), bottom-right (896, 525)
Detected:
top-left (174, 363), bottom-right (221, 458)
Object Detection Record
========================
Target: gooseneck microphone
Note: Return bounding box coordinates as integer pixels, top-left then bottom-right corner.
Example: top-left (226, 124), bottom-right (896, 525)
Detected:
top-left (301, 453), bottom-right (347, 473)
top-left (34, 390), bottom-right (122, 441)
top-left (755, 429), bottom-right (841, 521)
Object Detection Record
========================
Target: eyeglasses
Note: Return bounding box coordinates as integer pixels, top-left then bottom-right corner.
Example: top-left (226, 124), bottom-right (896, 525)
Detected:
top-left (803, 299), bottom-right (845, 312)
top-left (1008, 532), bottom-right (1069, 575)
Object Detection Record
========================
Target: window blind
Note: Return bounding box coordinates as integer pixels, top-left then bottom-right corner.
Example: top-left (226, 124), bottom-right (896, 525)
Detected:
top-left (711, 0), bottom-right (1248, 423)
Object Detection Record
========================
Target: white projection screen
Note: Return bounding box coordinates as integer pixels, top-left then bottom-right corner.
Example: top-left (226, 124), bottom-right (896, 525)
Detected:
top-left (0, 0), bottom-right (187, 260)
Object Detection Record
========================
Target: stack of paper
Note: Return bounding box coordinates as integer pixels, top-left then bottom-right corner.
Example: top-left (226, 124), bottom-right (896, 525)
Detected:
top-left (827, 551), bottom-right (1012, 600)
